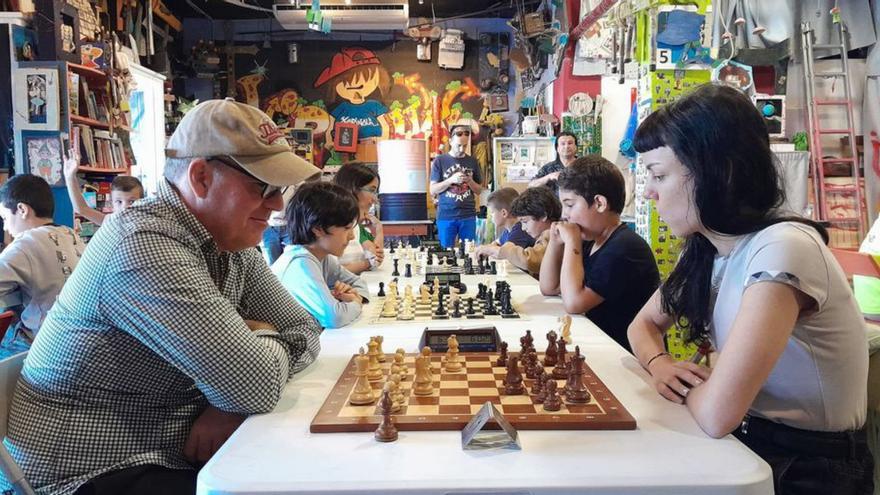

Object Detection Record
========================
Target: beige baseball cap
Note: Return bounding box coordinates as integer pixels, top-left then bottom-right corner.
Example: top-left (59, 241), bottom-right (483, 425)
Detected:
top-left (165, 97), bottom-right (321, 186)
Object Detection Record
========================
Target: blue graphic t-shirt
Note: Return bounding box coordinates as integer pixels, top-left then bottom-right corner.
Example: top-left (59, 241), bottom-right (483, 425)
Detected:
top-left (430, 154), bottom-right (483, 220)
top-left (331, 100), bottom-right (388, 139)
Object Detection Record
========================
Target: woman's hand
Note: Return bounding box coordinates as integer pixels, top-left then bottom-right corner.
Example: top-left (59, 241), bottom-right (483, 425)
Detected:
top-left (647, 355), bottom-right (711, 404)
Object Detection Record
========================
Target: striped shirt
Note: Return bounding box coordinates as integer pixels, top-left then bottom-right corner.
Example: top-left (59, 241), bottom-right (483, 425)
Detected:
top-left (1, 179), bottom-right (322, 494)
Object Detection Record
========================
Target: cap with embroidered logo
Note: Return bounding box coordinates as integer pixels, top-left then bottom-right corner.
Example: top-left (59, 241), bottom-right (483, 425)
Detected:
top-left (165, 97), bottom-right (320, 186)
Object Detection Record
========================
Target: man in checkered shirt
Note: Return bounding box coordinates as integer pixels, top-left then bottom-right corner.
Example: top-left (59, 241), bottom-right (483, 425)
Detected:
top-left (1, 99), bottom-right (323, 495)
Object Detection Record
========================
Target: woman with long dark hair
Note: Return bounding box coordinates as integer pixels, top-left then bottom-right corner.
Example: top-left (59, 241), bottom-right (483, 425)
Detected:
top-left (627, 84), bottom-right (873, 494)
top-left (332, 162), bottom-right (385, 274)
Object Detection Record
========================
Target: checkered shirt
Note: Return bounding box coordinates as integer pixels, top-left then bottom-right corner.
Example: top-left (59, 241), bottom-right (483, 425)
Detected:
top-left (1, 180), bottom-right (322, 495)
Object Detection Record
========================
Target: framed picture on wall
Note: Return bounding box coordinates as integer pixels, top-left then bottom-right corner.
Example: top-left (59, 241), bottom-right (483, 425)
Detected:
top-left (334, 122), bottom-right (359, 153)
top-left (21, 131), bottom-right (64, 186)
top-left (499, 142), bottom-right (514, 163)
top-left (13, 67), bottom-right (61, 131)
top-left (488, 93), bottom-right (508, 112)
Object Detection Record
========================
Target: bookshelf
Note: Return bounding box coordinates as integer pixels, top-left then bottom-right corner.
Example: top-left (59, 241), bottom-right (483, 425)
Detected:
top-left (13, 60), bottom-right (131, 231)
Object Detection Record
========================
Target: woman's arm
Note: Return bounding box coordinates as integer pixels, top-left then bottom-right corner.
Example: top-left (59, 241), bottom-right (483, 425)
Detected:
top-left (684, 282), bottom-right (807, 437)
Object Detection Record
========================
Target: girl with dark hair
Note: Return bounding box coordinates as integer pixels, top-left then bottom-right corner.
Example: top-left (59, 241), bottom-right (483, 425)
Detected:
top-left (271, 181), bottom-right (369, 329)
top-left (627, 83), bottom-right (873, 494)
top-left (333, 162), bottom-right (385, 274)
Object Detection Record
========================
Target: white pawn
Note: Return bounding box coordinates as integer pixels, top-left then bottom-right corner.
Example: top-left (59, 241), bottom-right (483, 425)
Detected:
top-left (398, 299), bottom-right (414, 320)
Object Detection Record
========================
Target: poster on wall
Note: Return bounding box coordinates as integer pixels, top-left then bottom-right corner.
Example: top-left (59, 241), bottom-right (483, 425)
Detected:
top-left (13, 67), bottom-right (61, 131)
top-left (21, 131), bottom-right (64, 186)
top-left (237, 39), bottom-right (481, 168)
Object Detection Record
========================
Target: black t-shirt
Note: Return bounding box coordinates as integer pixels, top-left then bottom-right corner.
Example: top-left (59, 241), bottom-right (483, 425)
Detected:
top-left (582, 224), bottom-right (659, 353)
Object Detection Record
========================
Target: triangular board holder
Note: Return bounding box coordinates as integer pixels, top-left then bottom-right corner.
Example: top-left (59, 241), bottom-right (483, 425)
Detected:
top-left (461, 401), bottom-right (521, 450)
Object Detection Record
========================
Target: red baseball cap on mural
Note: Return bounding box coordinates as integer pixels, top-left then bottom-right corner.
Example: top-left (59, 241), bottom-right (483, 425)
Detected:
top-left (313, 47), bottom-right (381, 88)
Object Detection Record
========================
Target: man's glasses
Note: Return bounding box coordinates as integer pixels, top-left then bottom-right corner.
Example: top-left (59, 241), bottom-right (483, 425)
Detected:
top-left (453, 130), bottom-right (471, 137)
top-left (208, 156), bottom-right (287, 199)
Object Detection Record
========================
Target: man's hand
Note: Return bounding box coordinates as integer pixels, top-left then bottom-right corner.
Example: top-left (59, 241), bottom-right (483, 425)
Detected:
top-left (243, 320), bottom-right (277, 333)
top-left (448, 171), bottom-right (465, 185)
top-left (554, 222), bottom-right (582, 246)
top-left (546, 171), bottom-right (561, 182)
top-left (183, 405), bottom-right (246, 464)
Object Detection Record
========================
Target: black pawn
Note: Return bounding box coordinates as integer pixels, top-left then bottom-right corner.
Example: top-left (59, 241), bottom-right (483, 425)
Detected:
top-left (466, 298), bottom-right (476, 315)
top-left (489, 261), bottom-right (497, 275)
top-left (404, 263), bottom-right (412, 278)
top-left (451, 300), bottom-right (461, 318)
top-left (392, 259), bottom-right (400, 277)
top-left (496, 341), bottom-right (508, 366)
top-left (377, 282), bottom-right (385, 297)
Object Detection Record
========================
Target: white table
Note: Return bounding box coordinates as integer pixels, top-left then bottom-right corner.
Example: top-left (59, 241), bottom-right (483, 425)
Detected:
top-left (198, 261), bottom-right (772, 495)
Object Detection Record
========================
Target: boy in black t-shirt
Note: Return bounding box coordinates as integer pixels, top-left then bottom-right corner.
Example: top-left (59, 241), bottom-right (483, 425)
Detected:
top-left (538, 156), bottom-right (659, 353)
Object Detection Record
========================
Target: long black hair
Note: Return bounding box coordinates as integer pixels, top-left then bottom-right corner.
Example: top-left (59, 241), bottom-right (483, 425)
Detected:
top-left (633, 83), bottom-right (827, 343)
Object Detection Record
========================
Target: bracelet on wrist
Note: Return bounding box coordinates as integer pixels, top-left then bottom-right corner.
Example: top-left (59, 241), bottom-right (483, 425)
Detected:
top-left (644, 351), bottom-right (671, 370)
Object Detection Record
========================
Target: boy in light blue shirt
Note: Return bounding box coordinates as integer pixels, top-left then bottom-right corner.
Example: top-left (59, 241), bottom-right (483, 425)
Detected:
top-left (272, 182), bottom-right (369, 328)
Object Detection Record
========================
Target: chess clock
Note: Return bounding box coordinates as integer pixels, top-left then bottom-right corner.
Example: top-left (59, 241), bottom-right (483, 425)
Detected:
top-left (419, 326), bottom-right (501, 353)
top-left (424, 272), bottom-right (467, 293)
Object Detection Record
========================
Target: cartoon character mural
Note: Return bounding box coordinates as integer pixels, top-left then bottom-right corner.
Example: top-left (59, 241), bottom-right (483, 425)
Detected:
top-left (262, 89), bottom-right (301, 126)
top-left (291, 101), bottom-right (333, 165)
top-left (314, 47), bottom-right (392, 142)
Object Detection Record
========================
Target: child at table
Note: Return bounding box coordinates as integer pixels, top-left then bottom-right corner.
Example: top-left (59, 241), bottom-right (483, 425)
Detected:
top-left (477, 187), bottom-right (534, 252)
top-left (0, 175), bottom-right (83, 345)
top-left (271, 181), bottom-right (369, 329)
top-left (479, 186), bottom-right (561, 277)
top-left (63, 151), bottom-right (144, 226)
top-left (539, 156), bottom-right (659, 353)
top-left (627, 84), bottom-right (873, 494)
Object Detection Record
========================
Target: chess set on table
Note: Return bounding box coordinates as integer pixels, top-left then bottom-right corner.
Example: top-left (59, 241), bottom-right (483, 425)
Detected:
top-left (310, 324), bottom-right (636, 435)
top-left (368, 277), bottom-right (522, 324)
top-left (387, 241), bottom-right (508, 278)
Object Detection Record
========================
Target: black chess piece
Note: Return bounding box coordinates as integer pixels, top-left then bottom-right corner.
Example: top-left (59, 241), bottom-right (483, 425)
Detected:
top-left (542, 380), bottom-right (562, 411)
top-left (477, 283), bottom-right (486, 299)
top-left (404, 263), bottom-right (412, 278)
top-left (503, 356), bottom-right (525, 395)
top-left (552, 338), bottom-right (569, 379)
top-left (392, 259), bottom-right (400, 277)
top-left (451, 300), bottom-right (461, 318)
top-left (377, 282), bottom-right (385, 297)
top-left (544, 331), bottom-right (558, 366)
top-left (466, 298), bottom-right (476, 315)
top-left (477, 255), bottom-right (485, 274)
top-left (434, 292), bottom-right (448, 316)
top-left (484, 292), bottom-right (498, 315)
top-left (489, 261), bottom-right (497, 275)
top-left (531, 367), bottom-right (546, 396)
top-left (464, 257), bottom-right (474, 275)
top-left (496, 341), bottom-right (508, 366)
top-left (458, 240), bottom-right (465, 259)
top-left (389, 242), bottom-right (395, 254)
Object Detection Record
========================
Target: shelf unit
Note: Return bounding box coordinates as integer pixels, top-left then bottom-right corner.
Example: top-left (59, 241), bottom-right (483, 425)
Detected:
top-left (491, 136), bottom-right (556, 193)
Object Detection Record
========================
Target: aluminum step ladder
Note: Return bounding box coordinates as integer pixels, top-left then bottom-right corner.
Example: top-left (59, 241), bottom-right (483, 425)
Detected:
top-left (800, 19), bottom-right (866, 241)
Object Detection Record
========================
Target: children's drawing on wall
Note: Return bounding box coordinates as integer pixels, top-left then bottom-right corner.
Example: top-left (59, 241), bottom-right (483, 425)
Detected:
top-left (26, 74), bottom-right (47, 124)
top-left (314, 47), bottom-right (392, 143)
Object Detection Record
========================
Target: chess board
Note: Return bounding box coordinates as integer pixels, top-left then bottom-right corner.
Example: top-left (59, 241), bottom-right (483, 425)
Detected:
top-left (367, 296), bottom-right (522, 324)
top-left (310, 352), bottom-right (636, 432)
top-left (416, 265), bottom-right (466, 275)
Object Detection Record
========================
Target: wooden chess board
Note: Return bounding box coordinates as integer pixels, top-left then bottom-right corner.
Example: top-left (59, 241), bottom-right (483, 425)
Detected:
top-left (367, 296), bottom-right (522, 324)
top-left (310, 352), bottom-right (636, 432)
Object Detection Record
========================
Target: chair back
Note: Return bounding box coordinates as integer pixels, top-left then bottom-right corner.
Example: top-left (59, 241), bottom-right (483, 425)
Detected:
top-left (0, 352), bottom-right (26, 438)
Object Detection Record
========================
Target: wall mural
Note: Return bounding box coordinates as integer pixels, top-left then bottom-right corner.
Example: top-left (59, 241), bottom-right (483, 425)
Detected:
top-left (233, 39), bottom-right (483, 167)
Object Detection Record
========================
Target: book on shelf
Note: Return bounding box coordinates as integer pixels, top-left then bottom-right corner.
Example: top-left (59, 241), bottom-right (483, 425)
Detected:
top-left (68, 72), bottom-right (80, 116)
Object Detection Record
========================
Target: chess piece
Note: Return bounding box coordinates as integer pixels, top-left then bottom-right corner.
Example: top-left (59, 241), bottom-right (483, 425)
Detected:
top-left (395, 349), bottom-right (407, 380)
top-left (390, 373), bottom-right (405, 409)
top-left (391, 258), bottom-right (400, 277)
top-left (477, 283), bottom-right (486, 299)
top-left (544, 331), bottom-right (558, 366)
top-left (377, 282), bottom-right (385, 297)
top-left (542, 379), bottom-right (562, 411)
top-left (420, 346), bottom-right (435, 382)
top-left (477, 255), bottom-right (485, 274)
top-left (565, 347), bottom-right (591, 404)
top-left (398, 299), bottom-right (414, 320)
top-left (484, 291), bottom-right (498, 315)
top-left (426, 252), bottom-right (433, 265)
top-left (419, 284), bottom-right (430, 304)
top-left (367, 339), bottom-right (384, 381)
top-left (503, 356), bottom-right (525, 395)
top-left (489, 260), bottom-right (497, 275)
top-left (404, 263), bottom-right (412, 278)
top-left (445, 334), bottom-right (462, 372)
top-left (523, 330), bottom-right (534, 351)
top-left (496, 341), bottom-right (508, 367)
top-left (374, 386), bottom-right (399, 442)
top-left (390, 351), bottom-right (403, 376)
top-left (466, 298), bottom-right (476, 315)
top-left (525, 349), bottom-right (541, 379)
top-left (531, 367), bottom-right (546, 397)
top-left (404, 285), bottom-right (413, 301)
top-left (413, 354), bottom-right (433, 396)
top-left (451, 299), bottom-right (462, 318)
top-left (374, 335), bottom-right (386, 362)
top-left (350, 347), bottom-right (376, 405)
top-left (552, 338), bottom-right (569, 380)
top-left (381, 298), bottom-right (397, 318)
top-left (534, 373), bottom-right (550, 404)
top-left (434, 291), bottom-right (448, 317)
top-left (560, 314), bottom-right (572, 344)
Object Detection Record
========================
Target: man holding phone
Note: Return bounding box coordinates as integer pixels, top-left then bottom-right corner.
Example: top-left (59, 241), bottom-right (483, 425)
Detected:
top-left (430, 123), bottom-right (483, 248)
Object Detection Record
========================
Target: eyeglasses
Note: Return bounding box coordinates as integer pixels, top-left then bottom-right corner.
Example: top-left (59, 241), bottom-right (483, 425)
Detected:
top-left (208, 156), bottom-right (288, 199)
top-left (359, 186), bottom-right (379, 196)
top-left (453, 130), bottom-right (471, 137)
